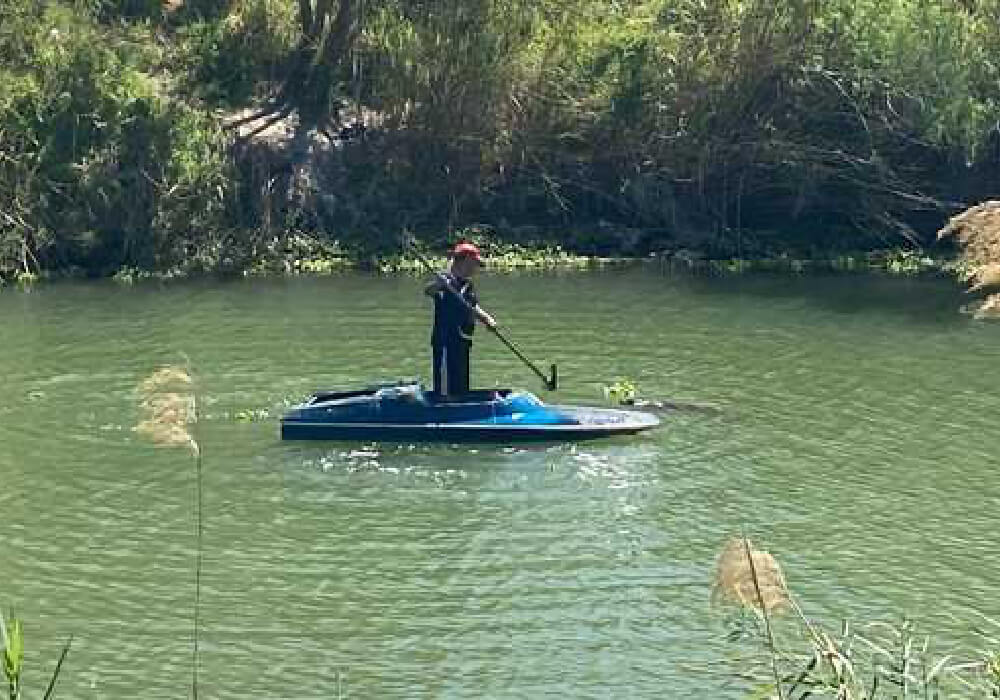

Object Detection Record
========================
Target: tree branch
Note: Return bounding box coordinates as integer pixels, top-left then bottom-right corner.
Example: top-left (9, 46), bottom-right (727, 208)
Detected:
top-left (238, 106), bottom-right (294, 142)
top-left (298, 0), bottom-right (313, 36)
top-left (322, 0), bottom-right (358, 72)
top-left (312, 0), bottom-right (334, 37)
top-left (225, 104), bottom-right (285, 130)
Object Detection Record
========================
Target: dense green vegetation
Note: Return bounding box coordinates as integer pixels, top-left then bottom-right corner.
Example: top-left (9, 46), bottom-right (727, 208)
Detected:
top-left (2, 0), bottom-right (999, 279)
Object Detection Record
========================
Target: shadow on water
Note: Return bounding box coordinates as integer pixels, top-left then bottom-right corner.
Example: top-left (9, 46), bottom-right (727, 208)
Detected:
top-left (650, 267), bottom-right (971, 325)
top-left (9, 266), bottom-right (973, 328)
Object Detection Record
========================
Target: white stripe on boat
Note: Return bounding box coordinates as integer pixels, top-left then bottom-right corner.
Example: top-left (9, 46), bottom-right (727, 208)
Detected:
top-left (281, 418), bottom-right (658, 431)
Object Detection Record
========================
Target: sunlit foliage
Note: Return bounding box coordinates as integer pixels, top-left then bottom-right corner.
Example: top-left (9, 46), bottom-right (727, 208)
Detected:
top-left (2, 0), bottom-right (999, 277)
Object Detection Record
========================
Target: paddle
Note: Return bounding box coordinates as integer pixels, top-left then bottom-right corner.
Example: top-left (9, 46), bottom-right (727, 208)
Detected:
top-left (405, 238), bottom-right (558, 391)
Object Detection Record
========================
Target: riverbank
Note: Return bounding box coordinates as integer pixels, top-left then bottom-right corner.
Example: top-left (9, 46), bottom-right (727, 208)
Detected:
top-left (3, 1), bottom-right (999, 282)
top-left (0, 242), bottom-right (962, 288)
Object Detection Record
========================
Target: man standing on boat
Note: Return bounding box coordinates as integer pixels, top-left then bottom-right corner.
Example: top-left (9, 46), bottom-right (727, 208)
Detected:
top-left (424, 242), bottom-right (497, 397)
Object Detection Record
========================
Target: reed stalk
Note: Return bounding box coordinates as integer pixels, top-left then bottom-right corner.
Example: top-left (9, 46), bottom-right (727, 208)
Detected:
top-left (1, 609), bottom-right (18, 700)
top-left (938, 201), bottom-right (1000, 319)
top-left (1, 611), bottom-right (69, 700)
top-left (40, 636), bottom-right (72, 700)
top-left (714, 535), bottom-right (1000, 698)
top-left (743, 536), bottom-right (785, 700)
top-left (136, 365), bottom-right (202, 697)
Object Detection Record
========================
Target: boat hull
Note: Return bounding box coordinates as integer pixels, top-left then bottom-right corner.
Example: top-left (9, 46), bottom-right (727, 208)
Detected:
top-left (281, 409), bottom-right (658, 442)
top-left (279, 384), bottom-right (659, 443)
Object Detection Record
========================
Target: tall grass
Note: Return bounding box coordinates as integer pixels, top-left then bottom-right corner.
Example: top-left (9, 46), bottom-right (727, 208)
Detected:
top-left (0, 2), bottom-right (241, 279)
top-left (319, 0), bottom-right (1000, 252)
top-left (1, 608), bottom-right (72, 700)
top-left (4, 0), bottom-right (1000, 276)
top-left (1, 611), bottom-right (21, 700)
top-left (714, 535), bottom-right (1000, 698)
top-left (135, 365), bottom-right (203, 696)
top-left (938, 201), bottom-right (1000, 319)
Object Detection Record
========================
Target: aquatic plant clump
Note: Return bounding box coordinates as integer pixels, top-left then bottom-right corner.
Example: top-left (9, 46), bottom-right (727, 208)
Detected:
top-left (603, 380), bottom-right (638, 406)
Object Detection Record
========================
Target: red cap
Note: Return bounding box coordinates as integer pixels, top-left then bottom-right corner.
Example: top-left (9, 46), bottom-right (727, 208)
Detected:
top-left (452, 242), bottom-right (482, 262)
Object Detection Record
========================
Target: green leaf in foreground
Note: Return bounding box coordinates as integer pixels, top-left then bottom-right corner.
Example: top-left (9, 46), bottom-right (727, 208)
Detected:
top-left (2, 614), bottom-right (24, 699)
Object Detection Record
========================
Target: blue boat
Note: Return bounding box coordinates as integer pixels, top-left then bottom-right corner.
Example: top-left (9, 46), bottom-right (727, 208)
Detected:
top-left (280, 381), bottom-right (660, 442)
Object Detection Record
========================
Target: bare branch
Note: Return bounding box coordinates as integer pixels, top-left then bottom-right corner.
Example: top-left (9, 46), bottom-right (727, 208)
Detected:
top-left (225, 104), bottom-right (285, 130)
top-left (298, 0), bottom-right (313, 36)
top-left (321, 0), bottom-right (358, 72)
top-left (238, 106), bottom-right (294, 142)
top-left (312, 0), bottom-right (334, 37)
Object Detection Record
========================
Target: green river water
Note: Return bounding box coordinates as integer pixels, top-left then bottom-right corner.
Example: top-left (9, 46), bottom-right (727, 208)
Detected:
top-left (1, 267), bottom-right (998, 698)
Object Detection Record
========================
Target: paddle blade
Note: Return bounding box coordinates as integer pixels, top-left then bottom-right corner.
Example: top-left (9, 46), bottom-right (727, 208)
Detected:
top-left (547, 364), bottom-right (558, 391)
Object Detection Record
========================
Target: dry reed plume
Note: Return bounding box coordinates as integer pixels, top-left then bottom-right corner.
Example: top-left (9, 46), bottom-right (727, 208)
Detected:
top-left (712, 536), bottom-right (789, 615)
top-left (712, 536), bottom-right (1000, 698)
top-left (135, 364), bottom-right (205, 697)
top-left (136, 366), bottom-right (199, 454)
top-left (938, 200), bottom-right (1000, 319)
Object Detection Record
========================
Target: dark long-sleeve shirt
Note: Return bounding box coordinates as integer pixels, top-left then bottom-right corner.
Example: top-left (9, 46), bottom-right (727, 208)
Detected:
top-left (430, 273), bottom-right (478, 346)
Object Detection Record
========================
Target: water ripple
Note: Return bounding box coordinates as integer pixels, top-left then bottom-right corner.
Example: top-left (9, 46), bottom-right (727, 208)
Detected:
top-left (1, 273), bottom-right (999, 698)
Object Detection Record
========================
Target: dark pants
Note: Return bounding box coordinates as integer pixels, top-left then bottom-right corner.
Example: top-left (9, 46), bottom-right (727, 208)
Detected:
top-left (432, 343), bottom-right (470, 396)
